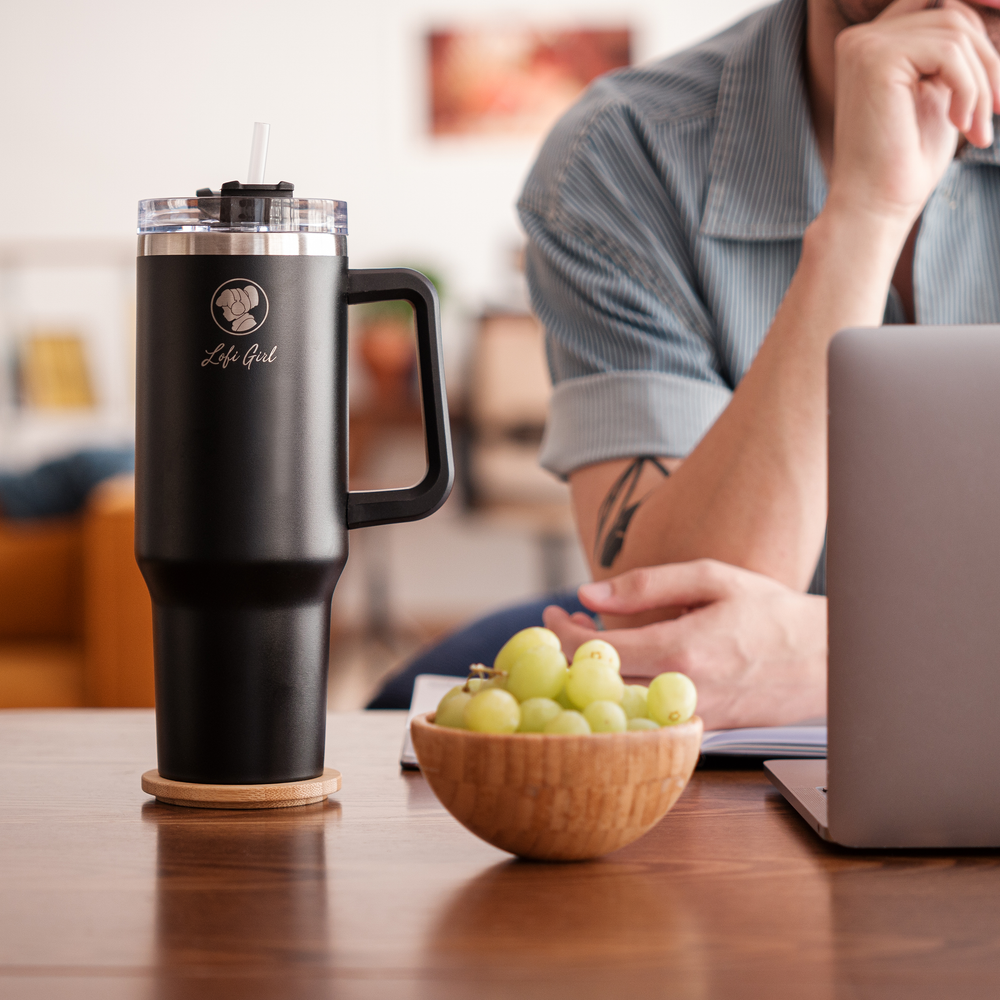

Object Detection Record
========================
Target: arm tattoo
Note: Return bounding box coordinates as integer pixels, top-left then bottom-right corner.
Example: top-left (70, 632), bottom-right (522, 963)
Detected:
top-left (594, 456), bottom-right (670, 569)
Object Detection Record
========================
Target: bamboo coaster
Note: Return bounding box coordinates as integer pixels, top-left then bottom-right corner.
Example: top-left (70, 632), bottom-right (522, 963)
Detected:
top-left (141, 767), bottom-right (342, 810)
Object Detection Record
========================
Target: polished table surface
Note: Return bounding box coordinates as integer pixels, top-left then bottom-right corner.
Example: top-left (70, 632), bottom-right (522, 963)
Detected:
top-left (2, 711), bottom-right (1000, 999)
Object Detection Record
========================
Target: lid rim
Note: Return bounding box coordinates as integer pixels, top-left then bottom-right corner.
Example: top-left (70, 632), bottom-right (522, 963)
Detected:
top-left (137, 197), bottom-right (348, 236)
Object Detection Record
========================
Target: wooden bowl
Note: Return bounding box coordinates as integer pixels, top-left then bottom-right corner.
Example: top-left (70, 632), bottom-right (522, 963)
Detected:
top-left (410, 713), bottom-right (703, 861)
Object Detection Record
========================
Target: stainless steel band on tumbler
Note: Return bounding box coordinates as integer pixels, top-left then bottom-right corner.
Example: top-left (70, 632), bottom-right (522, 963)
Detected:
top-left (137, 233), bottom-right (348, 257)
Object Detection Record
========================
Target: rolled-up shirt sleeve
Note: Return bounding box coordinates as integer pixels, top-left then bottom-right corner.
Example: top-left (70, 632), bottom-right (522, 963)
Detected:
top-left (518, 86), bottom-right (732, 479)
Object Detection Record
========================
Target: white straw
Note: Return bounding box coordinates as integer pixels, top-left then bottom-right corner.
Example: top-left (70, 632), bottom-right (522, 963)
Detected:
top-left (247, 122), bottom-right (270, 184)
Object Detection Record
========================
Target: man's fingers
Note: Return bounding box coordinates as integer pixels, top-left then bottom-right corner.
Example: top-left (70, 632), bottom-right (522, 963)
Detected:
top-left (964, 26), bottom-right (1000, 117)
top-left (877, 0), bottom-right (950, 21)
top-left (544, 605), bottom-right (681, 675)
top-left (545, 604), bottom-right (682, 674)
top-left (915, 8), bottom-right (1000, 141)
top-left (542, 605), bottom-right (597, 630)
top-left (940, 33), bottom-right (988, 134)
top-left (542, 604), bottom-right (569, 626)
top-left (937, 0), bottom-right (985, 32)
top-left (880, 0), bottom-right (985, 27)
top-left (921, 0), bottom-right (1000, 99)
top-left (901, 27), bottom-right (992, 142)
top-left (543, 604), bottom-right (601, 659)
top-left (577, 559), bottom-right (740, 615)
top-left (876, 1), bottom-right (1000, 141)
top-left (937, 16), bottom-right (998, 142)
top-left (966, 36), bottom-right (998, 146)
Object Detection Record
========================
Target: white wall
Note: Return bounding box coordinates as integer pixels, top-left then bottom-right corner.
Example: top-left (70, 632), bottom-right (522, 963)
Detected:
top-left (0, 0), bottom-right (770, 620)
top-left (0, 0), bottom-right (766, 311)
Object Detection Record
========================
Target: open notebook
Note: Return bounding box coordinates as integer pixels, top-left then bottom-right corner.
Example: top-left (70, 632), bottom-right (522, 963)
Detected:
top-left (399, 673), bottom-right (827, 769)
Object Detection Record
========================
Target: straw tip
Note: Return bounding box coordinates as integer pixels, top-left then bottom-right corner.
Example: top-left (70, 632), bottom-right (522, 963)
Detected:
top-left (247, 123), bottom-right (271, 185)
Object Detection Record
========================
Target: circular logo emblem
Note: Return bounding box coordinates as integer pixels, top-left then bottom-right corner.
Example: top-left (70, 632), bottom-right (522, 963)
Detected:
top-left (211, 278), bottom-right (269, 336)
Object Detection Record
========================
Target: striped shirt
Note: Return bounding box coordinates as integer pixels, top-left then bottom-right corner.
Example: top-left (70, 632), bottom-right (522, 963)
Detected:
top-left (518, 0), bottom-right (1000, 480)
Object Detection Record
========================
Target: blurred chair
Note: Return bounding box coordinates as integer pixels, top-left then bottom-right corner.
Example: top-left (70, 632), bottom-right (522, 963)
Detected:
top-left (465, 312), bottom-right (578, 591)
top-left (0, 475), bottom-right (154, 708)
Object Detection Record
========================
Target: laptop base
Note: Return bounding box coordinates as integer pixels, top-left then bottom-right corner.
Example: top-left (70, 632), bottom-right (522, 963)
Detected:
top-left (764, 759), bottom-right (830, 841)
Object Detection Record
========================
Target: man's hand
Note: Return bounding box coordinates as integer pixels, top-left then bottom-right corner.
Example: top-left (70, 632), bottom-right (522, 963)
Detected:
top-left (830, 0), bottom-right (1000, 230)
top-left (543, 560), bottom-right (827, 730)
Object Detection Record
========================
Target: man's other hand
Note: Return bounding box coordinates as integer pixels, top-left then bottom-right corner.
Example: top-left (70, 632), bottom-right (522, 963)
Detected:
top-left (543, 560), bottom-right (827, 731)
top-left (830, 0), bottom-right (1000, 230)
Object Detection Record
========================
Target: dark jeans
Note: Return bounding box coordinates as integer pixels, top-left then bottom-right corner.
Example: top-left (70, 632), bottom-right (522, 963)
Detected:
top-left (0, 448), bottom-right (135, 520)
top-left (366, 590), bottom-right (587, 709)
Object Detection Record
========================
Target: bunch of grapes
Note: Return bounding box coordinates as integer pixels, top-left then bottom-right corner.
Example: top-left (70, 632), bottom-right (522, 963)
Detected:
top-left (433, 627), bottom-right (697, 735)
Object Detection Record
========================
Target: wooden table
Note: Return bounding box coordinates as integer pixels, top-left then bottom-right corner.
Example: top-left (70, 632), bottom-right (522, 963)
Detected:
top-left (2, 711), bottom-right (999, 999)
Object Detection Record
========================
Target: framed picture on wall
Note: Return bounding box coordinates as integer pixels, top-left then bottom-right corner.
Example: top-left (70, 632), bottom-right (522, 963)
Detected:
top-left (427, 27), bottom-right (632, 138)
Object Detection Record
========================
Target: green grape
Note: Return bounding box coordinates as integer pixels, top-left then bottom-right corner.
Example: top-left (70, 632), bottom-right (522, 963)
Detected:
top-left (627, 717), bottom-right (660, 732)
top-left (555, 674), bottom-right (574, 709)
top-left (621, 684), bottom-right (649, 720)
top-left (572, 638), bottom-right (621, 673)
top-left (506, 645), bottom-right (568, 702)
top-left (438, 685), bottom-right (466, 707)
top-left (494, 627), bottom-right (561, 675)
top-left (583, 700), bottom-right (627, 733)
top-left (544, 710), bottom-right (592, 734)
top-left (435, 692), bottom-right (472, 728)
top-left (517, 697), bottom-right (563, 732)
top-left (463, 689), bottom-right (521, 734)
top-left (566, 660), bottom-right (624, 710)
top-left (647, 672), bottom-right (698, 726)
top-left (482, 673), bottom-right (507, 690)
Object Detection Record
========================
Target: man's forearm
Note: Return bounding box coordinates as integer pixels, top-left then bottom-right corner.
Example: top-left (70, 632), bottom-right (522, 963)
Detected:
top-left (574, 205), bottom-right (910, 596)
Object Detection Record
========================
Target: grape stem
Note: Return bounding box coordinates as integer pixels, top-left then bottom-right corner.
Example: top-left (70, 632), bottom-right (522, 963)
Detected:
top-left (463, 664), bottom-right (507, 691)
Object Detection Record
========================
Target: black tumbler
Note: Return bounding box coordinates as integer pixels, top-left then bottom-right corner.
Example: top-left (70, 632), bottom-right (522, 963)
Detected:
top-left (135, 183), bottom-right (453, 784)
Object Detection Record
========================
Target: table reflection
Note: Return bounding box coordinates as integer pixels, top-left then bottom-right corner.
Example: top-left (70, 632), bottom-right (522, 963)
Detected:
top-left (143, 800), bottom-right (339, 1000)
top-left (829, 853), bottom-right (1000, 998)
top-left (420, 856), bottom-right (710, 999)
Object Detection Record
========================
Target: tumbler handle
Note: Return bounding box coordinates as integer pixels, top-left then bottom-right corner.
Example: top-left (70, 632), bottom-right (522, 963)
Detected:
top-left (345, 268), bottom-right (454, 529)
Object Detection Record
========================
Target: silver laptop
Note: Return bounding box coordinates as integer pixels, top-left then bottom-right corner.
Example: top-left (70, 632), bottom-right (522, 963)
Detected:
top-left (766, 325), bottom-right (1000, 848)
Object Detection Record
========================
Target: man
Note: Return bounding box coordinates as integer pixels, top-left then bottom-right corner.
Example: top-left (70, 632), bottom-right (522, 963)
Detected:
top-left (371, 0), bottom-right (1000, 725)
top-left (523, 0), bottom-right (1000, 722)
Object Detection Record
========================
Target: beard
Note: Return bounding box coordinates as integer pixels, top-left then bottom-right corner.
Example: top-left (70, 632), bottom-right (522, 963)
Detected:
top-left (832, 0), bottom-right (1000, 49)
top-left (831, 0), bottom-right (897, 20)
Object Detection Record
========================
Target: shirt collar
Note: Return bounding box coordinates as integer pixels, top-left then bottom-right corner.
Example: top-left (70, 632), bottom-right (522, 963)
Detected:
top-left (701, 0), bottom-right (827, 241)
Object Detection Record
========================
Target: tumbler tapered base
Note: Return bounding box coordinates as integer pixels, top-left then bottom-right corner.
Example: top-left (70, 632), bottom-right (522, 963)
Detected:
top-left (152, 598), bottom-right (333, 784)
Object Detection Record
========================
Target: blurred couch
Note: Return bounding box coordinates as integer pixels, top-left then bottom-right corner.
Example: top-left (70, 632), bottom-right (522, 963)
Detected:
top-left (0, 475), bottom-right (154, 708)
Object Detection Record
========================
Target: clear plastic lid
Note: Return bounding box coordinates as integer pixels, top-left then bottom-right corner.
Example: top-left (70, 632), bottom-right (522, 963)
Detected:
top-left (138, 182), bottom-right (347, 235)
